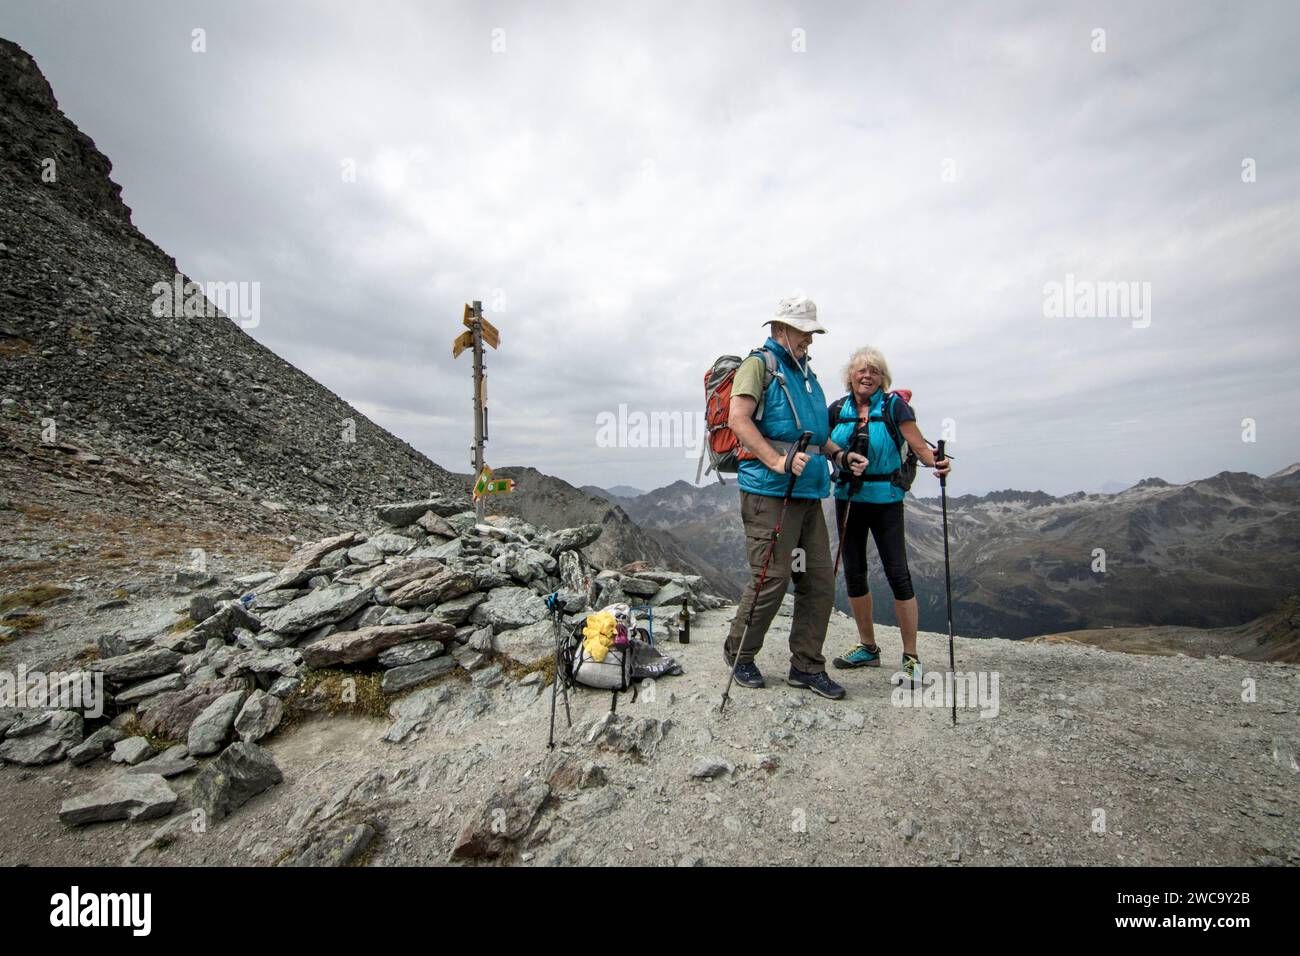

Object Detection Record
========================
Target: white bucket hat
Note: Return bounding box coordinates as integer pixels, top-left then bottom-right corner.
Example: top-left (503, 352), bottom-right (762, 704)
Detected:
top-left (763, 295), bottom-right (826, 334)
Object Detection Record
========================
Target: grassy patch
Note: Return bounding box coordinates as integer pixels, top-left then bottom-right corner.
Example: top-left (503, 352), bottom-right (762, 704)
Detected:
top-left (12, 504), bottom-right (54, 519)
top-left (167, 616), bottom-right (197, 634)
top-left (0, 584), bottom-right (73, 612)
top-left (0, 614), bottom-right (46, 639)
top-left (289, 669), bottom-right (392, 719)
top-left (114, 714), bottom-right (184, 751)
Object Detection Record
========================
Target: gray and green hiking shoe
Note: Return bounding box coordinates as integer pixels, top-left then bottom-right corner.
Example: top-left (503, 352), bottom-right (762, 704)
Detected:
top-left (833, 643), bottom-right (881, 669)
top-left (890, 655), bottom-right (923, 689)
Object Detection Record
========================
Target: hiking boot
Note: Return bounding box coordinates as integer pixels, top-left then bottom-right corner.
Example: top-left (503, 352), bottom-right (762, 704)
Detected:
top-left (832, 642), bottom-right (881, 669)
top-left (890, 655), bottom-right (923, 689)
top-left (786, 666), bottom-right (846, 700)
top-left (731, 660), bottom-right (765, 689)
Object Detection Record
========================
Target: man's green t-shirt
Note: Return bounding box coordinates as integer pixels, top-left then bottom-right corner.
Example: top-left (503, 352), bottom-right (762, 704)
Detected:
top-left (731, 355), bottom-right (766, 402)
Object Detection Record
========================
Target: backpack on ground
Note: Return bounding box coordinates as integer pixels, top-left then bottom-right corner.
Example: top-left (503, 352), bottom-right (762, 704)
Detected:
top-left (561, 605), bottom-right (636, 691)
top-left (696, 348), bottom-right (803, 484)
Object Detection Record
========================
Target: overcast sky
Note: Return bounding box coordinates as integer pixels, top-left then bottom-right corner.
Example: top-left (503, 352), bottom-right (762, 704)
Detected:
top-left (5, 0), bottom-right (1299, 496)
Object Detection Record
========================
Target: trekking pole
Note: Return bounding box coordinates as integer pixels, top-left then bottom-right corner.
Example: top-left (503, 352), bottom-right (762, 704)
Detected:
top-left (545, 592), bottom-right (571, 748)
top-left (720, 431), bottom-right (812, 715)
top-left (831, 430), bottom-right (870, 577)
top-left (936, 440), bottom-right (956, 727)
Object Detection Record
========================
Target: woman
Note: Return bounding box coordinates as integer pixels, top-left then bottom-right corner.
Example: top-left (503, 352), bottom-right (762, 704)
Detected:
top-left (826, 346), bottom-right (949, 687)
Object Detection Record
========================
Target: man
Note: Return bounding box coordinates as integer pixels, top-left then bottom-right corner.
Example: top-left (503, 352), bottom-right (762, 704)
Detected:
top-left (725, 296), bottom-right (866, 700)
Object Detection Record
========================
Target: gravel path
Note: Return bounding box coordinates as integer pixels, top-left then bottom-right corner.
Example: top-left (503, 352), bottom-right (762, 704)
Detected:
top-left (3, 603), bottom-right (1296, 867)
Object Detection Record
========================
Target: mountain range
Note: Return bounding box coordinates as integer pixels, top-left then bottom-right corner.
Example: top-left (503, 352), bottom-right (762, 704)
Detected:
top-left (608, 468), bottom-right (1300, 640)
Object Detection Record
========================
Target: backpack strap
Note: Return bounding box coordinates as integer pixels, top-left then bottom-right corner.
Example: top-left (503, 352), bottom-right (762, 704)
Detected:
top-left (881, 392), bottom-right (919, 489)
top-left (750, 348), bottom-right (803, 431)
top-left (880, 393), bottom-right (905, 452)
top-left (827, 395), bottom-right (849, 431)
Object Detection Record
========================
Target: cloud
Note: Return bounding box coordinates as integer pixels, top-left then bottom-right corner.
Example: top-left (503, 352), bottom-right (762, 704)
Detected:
top-left (6, 0), bottom-right (1299, 495)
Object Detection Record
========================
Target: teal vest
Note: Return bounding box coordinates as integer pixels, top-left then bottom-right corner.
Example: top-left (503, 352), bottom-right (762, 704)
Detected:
top-left (737, 338), bottom-right (831, 500)
top-left (829, 389), bottom-right (907, 504)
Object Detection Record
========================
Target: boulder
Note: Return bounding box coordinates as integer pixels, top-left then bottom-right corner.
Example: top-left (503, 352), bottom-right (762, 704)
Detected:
top-left (541, 524), bottom-right (602, 556)
top-left (429, 590), bottom-right (486, 625)
top-left (376, 640), bottom-right (445, 668)
top-left (192, 601), bottom-right (261, 643)
top-left (137, 676), bottom-right (253, 741)
top-left (234, 690), bottom-right (284, 743)
top-left (451, 781), bottom-right (551, 859)
top-left (367, 533), bottom-right (417, 554)
top-left (129, 744), bottom-right (196, 778)
top-left (299, 620), bottom-right (456, 668)
top-left (388, 571), bottom-right (477, 609)
top-left (416, 538), bottom-right (462, 561)
top-left (620, 576), bottom-right (660, 598)
top-left (115, 672), bottom-right (185, 705)
top-left (416, 511), bottom-right (458, 538)
top-left (493, 617), bottom-right (556, 666)
top-left (358, 557), bottom-right (444, 592)
top-left (650, 581), bottom-right (690, 607)
top-left (59, 774), bottom-right (177, 826)
top-left (89, 647), bottom-right (182, 686)
top-left (68, 725), bottom-right (127, 766)
top-left (258, 532), bottom-right (360, 591)
top-left (280, 823), bottom-right (377, 867)
top-left (689, 758), bottom-right (735, 780)
top-left (376, 496), bottom-right (471, 526)
top-left (250, 589), bottom-right (302, 611)
top-left (469, 586), bottom-right (549, 633)
top-left (0, 710), bottom-right (83, 765)
top-left (381, 656), bottom-right (456, 694)
top-left (558, 550), bottom-right (587, 593)
top-left (257, 584), bottom-right (373, 635)
top-left (346, 543), bottom-right (383, 565)
top-left (111, 736), bottom-right (156, 765)
top-left (319, 547), bottom-right (351, 571)
top-left (187, 689), bottom-right (248, 756)
top-left (190, 742), bottom-right (283, 823)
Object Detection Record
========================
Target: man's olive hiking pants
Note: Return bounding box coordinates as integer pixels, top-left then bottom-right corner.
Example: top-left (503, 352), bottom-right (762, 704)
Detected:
top-left (724, 491), bottom-right (834, 673)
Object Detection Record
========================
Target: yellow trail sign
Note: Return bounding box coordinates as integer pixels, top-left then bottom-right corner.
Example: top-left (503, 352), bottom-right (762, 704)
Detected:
top-left (461, 304), bottom-right (500, 349)
top-left (472, 465), bottom-right (515, 500)
top-left (451, 330), bottom-right (474, 358)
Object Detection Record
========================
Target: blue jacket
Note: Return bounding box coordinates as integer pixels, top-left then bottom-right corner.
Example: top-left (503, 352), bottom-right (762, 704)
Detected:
top-left (829, 389), bottom-right (908, 504)
top-left (737, 337), bottom-right (831, 500)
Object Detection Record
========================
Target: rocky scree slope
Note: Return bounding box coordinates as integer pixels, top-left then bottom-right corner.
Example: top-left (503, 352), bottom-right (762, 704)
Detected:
top-left (0, 37), bottom-right (462, 530)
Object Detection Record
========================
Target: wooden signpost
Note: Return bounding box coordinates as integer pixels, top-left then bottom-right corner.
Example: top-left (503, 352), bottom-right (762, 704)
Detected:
top-left (452, 300), bottom-right (506, 519)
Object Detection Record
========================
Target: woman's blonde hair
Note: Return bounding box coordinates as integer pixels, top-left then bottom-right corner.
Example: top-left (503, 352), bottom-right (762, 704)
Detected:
top-left (843, 347), bottom-right (892, 393)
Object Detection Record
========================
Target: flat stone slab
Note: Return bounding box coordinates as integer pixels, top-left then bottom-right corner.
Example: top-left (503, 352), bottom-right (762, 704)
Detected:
top-left (59, 774), bottom-right (178, 826)
top-left (300, 620), bottom-right (456, 667)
